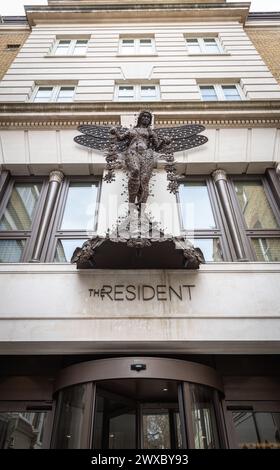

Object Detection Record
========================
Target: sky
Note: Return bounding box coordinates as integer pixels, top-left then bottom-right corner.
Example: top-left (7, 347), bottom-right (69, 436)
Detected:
top-left (0, 0), bottom-right (279, 16)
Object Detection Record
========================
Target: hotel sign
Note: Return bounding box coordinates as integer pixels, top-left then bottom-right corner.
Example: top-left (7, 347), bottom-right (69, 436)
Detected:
top-left (89, 284), bottom-right (195, 301)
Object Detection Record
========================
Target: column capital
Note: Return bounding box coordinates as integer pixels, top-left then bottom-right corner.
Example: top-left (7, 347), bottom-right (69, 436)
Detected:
top-left (49, 170), bottom-right (64, 184)
top-left (212, 169), bottom-right (227, 183)
top-left (276, 162), bottom-right (280, 178)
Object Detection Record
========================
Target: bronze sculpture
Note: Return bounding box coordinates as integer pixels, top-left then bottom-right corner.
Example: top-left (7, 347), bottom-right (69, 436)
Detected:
top-left (74, 110), bottom-right (208, 205)
top-left (72, 111), bottom-right (208, 269)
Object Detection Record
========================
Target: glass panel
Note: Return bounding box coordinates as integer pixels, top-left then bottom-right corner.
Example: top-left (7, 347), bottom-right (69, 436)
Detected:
top-left (0, 239), bottom-right (25, 262)
top-left (60, 182), bottom-right (98, 230)
top-left (118, 86), bottom-right (135, 99)
top-left (252, 238), bottom-right (280, 262)
top-left (51, 384), bottom-right (87, 449)
top-left (175, 412), bottom-right (183, 449)
top-left (121, 39), bottom-right (135, 54)
top-left (222, 85), bottom-right (241, 101)
top-left (34, 87), bottom-right (53, 102)
top-left (179, 182), bottom-right (216, 229)
top-left (55, 40), bottom-right (71, 55)
top-left (234, 181), bottom-right (279, 229)
top-left (139, 39), bottom-right (153, 53)
top-left (0, 412), bottom-right (47, 449)
top-left (204, 38), bottom-right (220, 54)
top-left (186, 39), bottom-right (201, 53)
top-left (54, 239), bottom-right (87, 262)
top-left (190, 384), bottom-right (220, 449)
top-left (0, 183), bottom-right (42, 230)
top-left (143, 410), bottom-right (171, 449)
top-left (200, 85), bottom-right (218, 101)
top-left (57, 87), bottom-right (75, 102)
top-left (255, 413), bottom-right (280, 449)
top-left (190, 238), bottom-right (223, 262)
top-left (93, 388), bottom-right (136, 449)
top-left (232, 411), bottom-right (258, 449)
top-left (140, 86), bottom-right (157, 98)
top-left (73, 40), bottom-right (88, 55)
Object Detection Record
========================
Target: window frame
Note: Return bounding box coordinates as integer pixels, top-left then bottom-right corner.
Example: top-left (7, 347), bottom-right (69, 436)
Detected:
top-left (0, 175), bottom-right (48, 262)
top-left (52, 38), bottom-right (88, 56)
top-left (227, 174), bottom-right (280, 261)
top-left (177, 176), bottom-right (233, 262)
top-left (186, 37), bottom-right (224, 55)
top-left (199, 84), bottom-right (244, 101)
top-left (119, 37), bottom-right (156, 55)
top-left (43, 176), bottom-right (102, 263)
top-left (31, 85), bottom-right (76, 103)
top-left (115, 83), bottom-right (160, 101)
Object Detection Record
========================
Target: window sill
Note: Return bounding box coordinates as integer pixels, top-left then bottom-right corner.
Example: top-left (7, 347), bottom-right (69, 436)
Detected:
top-left (187, 53), bottom-right (231, 57)
top-left (44, 55), bottom-right (87, 58)
top-left (116, 53), bottom-right (158, 57)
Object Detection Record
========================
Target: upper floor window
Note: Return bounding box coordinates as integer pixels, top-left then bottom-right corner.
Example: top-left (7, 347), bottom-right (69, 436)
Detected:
top-left (53, 39), bottom-right (88, 56)
top-left (116, 84), bottom-right (159, 101)
top-left (199, 85), bottom-right (242, 101)
top-left (32, 86), bottom-right (75, 103)
top-left (186, 37), bottom-right (223, 54)
top-left (119, 38), bottom-right (155, 55)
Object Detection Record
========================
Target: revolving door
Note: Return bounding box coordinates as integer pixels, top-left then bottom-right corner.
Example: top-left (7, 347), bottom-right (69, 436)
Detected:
top-left (51, 357), bottom-right (225, 449)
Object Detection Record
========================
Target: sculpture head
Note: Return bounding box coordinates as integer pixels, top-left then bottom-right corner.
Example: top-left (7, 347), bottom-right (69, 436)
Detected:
top-left (136, 110), bottom-right (152, 128)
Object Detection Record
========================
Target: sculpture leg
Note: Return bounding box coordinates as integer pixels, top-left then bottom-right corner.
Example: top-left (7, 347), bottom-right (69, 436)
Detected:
top-left (126, 155), bottom-right (141, 204)
top-left (138, 159), bottom-right (154, 204)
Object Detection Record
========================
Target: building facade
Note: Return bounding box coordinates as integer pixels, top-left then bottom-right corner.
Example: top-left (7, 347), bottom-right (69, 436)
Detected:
top-left (0, 16), bottom-right (30, 80)
top-left (0, 0), bottom-right (280, 450)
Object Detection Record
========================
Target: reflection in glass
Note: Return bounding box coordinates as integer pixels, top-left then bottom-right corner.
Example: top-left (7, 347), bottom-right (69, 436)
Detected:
top-left (0, 412), bottom-right (46, 449)
top-left (179, 182), bottom-right (216, 229)
top-left (93, 389), bottom-right (136, 449)
top-left (0, 239), bottom-right (25, 262)
top-left (61, 183), bottom-right (98, 230)
top-left (143, 411), bottom-right (171, 449)
top-left (54, 239), bottom-right (87, 262)
top-left (191, 238), bottom-right (223, 262)
top-left (232, 411), bottom-right (280, 449)
top-left (190, 384), bottom-right (220, 449)
top-left (234, 181), bottom-right (279, 229)
top-left (252, 238), bottom-right (280, 262)
top-left (0, 183), bottom-right (41, 230)
top-left (51, 384), bottom-right (87, 449)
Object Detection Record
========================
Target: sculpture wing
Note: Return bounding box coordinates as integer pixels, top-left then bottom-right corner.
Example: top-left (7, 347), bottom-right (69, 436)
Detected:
top-left (154, 124), bottom-right (208, 152)
top-left (74, 125), bottom-right (130, 152)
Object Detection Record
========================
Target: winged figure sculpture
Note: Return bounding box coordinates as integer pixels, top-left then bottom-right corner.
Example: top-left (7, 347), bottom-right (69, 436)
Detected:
top-left (74, 111), bottom-right (208, 204)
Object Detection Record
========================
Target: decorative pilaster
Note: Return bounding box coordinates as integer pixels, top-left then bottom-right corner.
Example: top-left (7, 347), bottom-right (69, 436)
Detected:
top-left (212, 169), bottom-right (246, 261)
top-left (31, 170), bottom-right (64, 262)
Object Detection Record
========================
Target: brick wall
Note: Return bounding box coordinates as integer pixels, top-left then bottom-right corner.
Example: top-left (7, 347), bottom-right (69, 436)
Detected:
top-left (0, 32), bottom-right (30, 79)
top-left (246, 29), bottom-right (280, 85)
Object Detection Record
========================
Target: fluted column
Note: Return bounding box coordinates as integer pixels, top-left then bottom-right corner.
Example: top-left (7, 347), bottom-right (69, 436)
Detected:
top-left (212, 169), bottom-right (246, 261)
top-left (31, 170), bottom-right (64, 262)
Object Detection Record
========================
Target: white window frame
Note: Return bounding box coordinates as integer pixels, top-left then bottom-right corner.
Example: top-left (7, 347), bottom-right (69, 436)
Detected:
top-left (52, 39), bottom-right (88, 56)
top-left (31, 85), bottom-right (76, 103)
top-left (199, 84), bottom-right (244, 101)
top-left (186, 37), bottom-right (224, 54)
top-left (115, 84), bottom-right (160, 101)
top-left (119, 38), bottom-right (155, 55)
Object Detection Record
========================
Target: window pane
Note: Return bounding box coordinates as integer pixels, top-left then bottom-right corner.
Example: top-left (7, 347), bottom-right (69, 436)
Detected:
top-left (232, 411), bottom-right (258, 449)
top-left (73, 40), bottom-right (88, 55)
top-left (234, 181), bottom-right (279, 229)
top-left (186, 39), bottom-right (201, 53)
top-left (60, 182), bottom-right (98, 230)
top-left (0, 183), bottom-right (42, 230)
top-left (0, 239), bottom-right (25, 262)
top-left (34, 87), bottom-right (53, 102)
top-left (57, 87), bottom-right (75, 102)
top-left (0, 412), bottom-right (47, 449)
top-left (143, 411), bottom-right (171, 449)
top-left (190, 384), bottom-right (220, 449)
top-left (118, 86), bottom-right (134, 99)
top-left (200, 86), bottom-right (218, 101)
top-left (51, 384), bottom-right (88, 449)
top-left (55, 40), bottom-right (71, 55)
top-left (255, 413), bottom-right (280, 449)
top-left (140, 86), bottom-right (157, 98)
top-left (139, 39), bottom-right (153, 53)
top-left (222, 85), bottom-right (241, 101)
top-left (252, 238), bottom-right (280, 262)
top-left (179, 182), bottom-right (216, 229)
top-left (121, 39), bottom-right (135, 54)
top-left (190, 238), bottom-right (223, 262)
top-left (204, 39), bottom-right (220, 53)
top-left (54, 239), bottom-right (87, 262)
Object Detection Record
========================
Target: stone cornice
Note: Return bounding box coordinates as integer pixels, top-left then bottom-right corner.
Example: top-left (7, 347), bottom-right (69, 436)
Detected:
top-left (0, 101), bottom-right (280, 128)
top-left (25, 3), bottom-right (250, 26)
